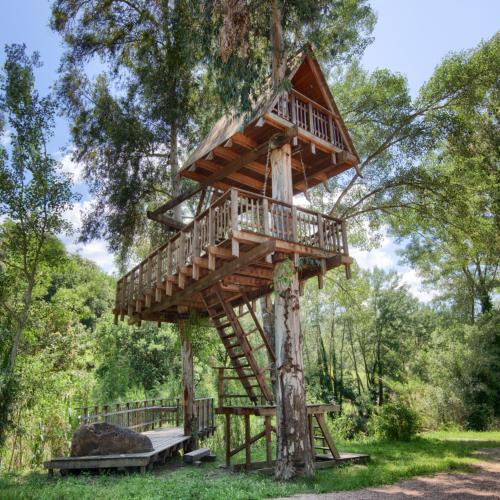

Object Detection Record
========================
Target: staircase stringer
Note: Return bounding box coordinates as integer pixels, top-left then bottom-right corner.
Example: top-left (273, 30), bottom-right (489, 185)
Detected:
top-left (213, 284), bottom-right (274, 404)
top-left (201, 286), bottom-right (259, 404)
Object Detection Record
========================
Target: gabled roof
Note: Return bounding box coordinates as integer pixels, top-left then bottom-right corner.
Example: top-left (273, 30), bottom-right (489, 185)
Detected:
top-left (181, 48), bottom-right (359, 175)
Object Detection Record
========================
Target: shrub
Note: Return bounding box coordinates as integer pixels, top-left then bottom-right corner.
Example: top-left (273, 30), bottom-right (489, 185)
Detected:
top-left (368, 401), bottom-right (420, 441)
top-left (331, 413), bottom-right (368, 440)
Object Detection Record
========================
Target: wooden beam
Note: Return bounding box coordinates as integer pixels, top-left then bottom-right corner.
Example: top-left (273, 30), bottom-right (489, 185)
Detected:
top-left (148, 127), bottom-right (297, 218)
top-left (150, 240), bottom-right (276, 313)
top-left (147, 213), bottom-right (185, 230)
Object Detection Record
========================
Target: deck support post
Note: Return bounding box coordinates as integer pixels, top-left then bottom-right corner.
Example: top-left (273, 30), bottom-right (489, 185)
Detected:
top-left (179, 318), bottom-right (196, 451)
top-left (271, 143), bottom-right (314, 480)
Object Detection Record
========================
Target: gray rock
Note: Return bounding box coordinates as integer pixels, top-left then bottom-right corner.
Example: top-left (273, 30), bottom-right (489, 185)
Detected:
top-left (70, 422), bottom-right (153, 457)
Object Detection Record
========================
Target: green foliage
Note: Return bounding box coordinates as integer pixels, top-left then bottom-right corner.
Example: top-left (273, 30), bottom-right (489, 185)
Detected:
top-left (368, 401), bottom-right (420, 441)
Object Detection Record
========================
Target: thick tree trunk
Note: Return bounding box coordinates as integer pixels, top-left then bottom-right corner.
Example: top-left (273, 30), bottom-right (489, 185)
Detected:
top-left (270, 0), bottom-right (286, 88)
top-left (260, 296), bottom-right (276, 395)
top-left (170, 121), bottom-right (182, 224)
top-left (179, 319), bottom-right (195, 450)
top-left (272, 144), bottom-right (314, 480)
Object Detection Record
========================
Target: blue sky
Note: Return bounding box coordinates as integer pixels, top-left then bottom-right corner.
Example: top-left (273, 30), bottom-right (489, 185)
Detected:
top-left (1, 0), bottom-right (498, 299)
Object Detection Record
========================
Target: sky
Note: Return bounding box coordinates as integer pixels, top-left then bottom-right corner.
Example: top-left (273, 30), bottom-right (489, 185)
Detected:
top-left (0, 0), bottom-right (498, 301)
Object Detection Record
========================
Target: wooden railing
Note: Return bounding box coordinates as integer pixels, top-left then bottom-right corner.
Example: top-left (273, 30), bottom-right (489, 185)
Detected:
top-left (272, 89), bottom-right (346, 150)
top-left (76, 397), bottom-right (215, 436)
top-left (77, 398), bottom-right (180, 432)
top-left (193, 397), bottom-right (216, 437)
top-left (115, 188), bottom-right (348, 316)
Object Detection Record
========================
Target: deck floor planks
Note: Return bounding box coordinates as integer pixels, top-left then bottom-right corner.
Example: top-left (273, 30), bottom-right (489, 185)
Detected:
top-left (44, 426), bottom-right (190, 473)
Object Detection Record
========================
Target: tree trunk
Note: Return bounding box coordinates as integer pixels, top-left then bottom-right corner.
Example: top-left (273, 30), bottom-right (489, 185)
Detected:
top-left (179, 319), bottom-right (195, 450)
top-left (260, 295), bottom-right (276, 395)
top-left (272, 144), bottom-right (314, 480)
top-left (170, 121), bottom-right (182, 224)
top-left (270, 0), bottom-right (285, 89)
top-left (6, 280), bottom-right (34, 376)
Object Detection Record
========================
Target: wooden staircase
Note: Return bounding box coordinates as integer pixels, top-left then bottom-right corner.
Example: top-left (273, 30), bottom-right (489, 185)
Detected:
top-left (201, 283), bottom-right (275, 406)
top-left (310, 413), bottom-right (340, 459)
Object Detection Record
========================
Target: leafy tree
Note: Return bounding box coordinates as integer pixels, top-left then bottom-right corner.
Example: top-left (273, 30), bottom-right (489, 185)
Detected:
top-left (0, 45), bottom-right (76, 449)
top-left (51, 0), bottom-right (207, 260)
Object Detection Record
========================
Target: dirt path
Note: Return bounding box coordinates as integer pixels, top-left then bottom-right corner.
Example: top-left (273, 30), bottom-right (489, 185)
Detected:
top-left (275, 448), bottom-right (500, 500)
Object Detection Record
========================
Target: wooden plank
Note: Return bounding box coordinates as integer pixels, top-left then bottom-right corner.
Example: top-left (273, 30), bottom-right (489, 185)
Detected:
top-left (315, 413), bottom-right (340, 459)
top-left (183, 448), bottom-right (211, 463)
top-left (150, 240), bottom-right (276, 313)
top-left (147, 127), bottom-right (297, 219)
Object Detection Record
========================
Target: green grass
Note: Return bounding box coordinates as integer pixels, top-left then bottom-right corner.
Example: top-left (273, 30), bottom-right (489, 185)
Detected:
top-left (1, 431), bottom-right (499, 500)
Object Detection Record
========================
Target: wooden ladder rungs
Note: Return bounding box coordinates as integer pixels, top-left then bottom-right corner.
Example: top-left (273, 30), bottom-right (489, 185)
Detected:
top-left (251, 343), bottom-right (267, 353)
top-left (230, 353), bottom-right (247, 359)
top-left (220, 332), bottom-right (236, 340)
top-left (315, 445), bottom-right (332, 451)
top-left (223, 374), bottom-right (256, 380)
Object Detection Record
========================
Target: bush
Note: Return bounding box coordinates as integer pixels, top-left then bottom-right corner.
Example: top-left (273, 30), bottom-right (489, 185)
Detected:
top-left (331, 413), bottom-right (368, 440)
top-left (368, 401), bottom-right (420, 441)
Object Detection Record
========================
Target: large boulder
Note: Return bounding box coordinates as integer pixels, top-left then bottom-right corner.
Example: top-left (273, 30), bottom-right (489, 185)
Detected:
top-left (70, 422), bottom-right (153, 457)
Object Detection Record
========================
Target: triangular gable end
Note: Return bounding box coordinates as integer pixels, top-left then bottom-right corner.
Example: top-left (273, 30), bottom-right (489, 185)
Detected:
top-left (269, 52), bottom-right (359, 163)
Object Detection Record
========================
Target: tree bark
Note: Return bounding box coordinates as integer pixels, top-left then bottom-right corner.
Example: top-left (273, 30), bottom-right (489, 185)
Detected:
top-left (179, 319), bottom-right (195, 450)
top-left (272, 144), bottom-right (314, 480)
top-left (260, 295), bottom-right (276, 395)
top-left (270, 0), bottom-right (285, 89)
top-left (170, 121), bottom-right (183, 224)
top-left (6, 280), bottom-right (34, 376)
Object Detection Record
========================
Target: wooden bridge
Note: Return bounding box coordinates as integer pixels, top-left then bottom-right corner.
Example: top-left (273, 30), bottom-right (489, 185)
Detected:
top-left (44, 397), bottom-right (215, 475)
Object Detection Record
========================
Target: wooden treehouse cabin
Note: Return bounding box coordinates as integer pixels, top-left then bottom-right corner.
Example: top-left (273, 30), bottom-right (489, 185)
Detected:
top-left (113, 50), bottom-right (367, 471)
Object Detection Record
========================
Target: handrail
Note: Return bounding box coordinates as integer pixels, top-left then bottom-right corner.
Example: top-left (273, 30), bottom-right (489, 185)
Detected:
top-left (115, 187), bottom-right (349, 317)
top-left (76, 397), bottom-right (215, 436)
top-left (272, 90), bottom-right (346, 149)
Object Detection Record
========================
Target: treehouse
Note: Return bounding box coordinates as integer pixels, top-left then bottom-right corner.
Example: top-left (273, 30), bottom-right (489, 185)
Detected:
top-left (113, 49), bottom-right (366, 471)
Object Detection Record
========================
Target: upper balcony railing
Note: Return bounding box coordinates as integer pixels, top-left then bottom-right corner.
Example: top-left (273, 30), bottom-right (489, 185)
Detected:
top-left (272, 89), bottom-right (346, 150)
top-left (115, 188), bottom-right (348, 316)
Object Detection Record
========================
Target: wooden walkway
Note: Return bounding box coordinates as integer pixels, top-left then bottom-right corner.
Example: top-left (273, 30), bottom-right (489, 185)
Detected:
top-left (44, 426), bottom-right (190, 475)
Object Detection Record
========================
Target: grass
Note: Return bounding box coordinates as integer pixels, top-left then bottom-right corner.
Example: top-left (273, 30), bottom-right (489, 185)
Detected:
top-left (0, 431), bottom-right (499, 500)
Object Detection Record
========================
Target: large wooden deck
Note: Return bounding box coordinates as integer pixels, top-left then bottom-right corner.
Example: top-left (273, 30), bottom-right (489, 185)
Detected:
top-left (44, 426), bottom-right (189, 475)
top-left (114, 187), bottom-right (351, 325)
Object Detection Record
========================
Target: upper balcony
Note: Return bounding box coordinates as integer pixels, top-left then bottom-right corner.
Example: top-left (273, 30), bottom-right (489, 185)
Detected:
top-left (114, 188), bottom-right (351, 325)
top-left (176, 53), bottom-right (359, 201)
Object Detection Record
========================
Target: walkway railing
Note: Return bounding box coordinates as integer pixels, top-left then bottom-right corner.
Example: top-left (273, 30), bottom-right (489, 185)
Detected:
top-left (76, 397), bottom-right (215, 436)
top-left (77, 398), bottom-right (180, 432)
top-left (115, 188), bottom-right (348, 317)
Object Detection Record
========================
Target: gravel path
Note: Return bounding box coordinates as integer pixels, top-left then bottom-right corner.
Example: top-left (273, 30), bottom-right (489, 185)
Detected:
top-left (274, 448), bottom-right (500, 500)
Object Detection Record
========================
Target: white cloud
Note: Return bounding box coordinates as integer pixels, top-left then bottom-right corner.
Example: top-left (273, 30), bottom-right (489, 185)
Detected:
top-left (351, 233), bottom-right (436, 303)
top-left (66, 239), bottom-right (117, 274)
top-left (60, 199), bottom-right (117, 275)
top-left (58, 152), bottom-right (85, 184)
top-left (0, 130), bottom-right (12, 147)
top-left (400, 268), bottom-right (438, 303)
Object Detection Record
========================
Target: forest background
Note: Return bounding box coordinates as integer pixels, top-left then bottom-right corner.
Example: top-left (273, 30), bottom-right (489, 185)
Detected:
top-left (0, 0), bottom-right (498, 471)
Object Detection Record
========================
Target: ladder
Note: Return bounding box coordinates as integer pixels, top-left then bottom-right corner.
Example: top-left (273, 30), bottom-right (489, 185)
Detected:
top-left (201, 283), bottom-right (275, 405)
top-left (310, 413), bottom-right (340, 459)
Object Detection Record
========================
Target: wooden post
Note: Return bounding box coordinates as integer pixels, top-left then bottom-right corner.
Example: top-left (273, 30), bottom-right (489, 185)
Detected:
top-left (244, 414), bottom-right (251, 468)
top-left (225, 413), bottom-right (231, 467)
top-left (230, 188), bottom-right (239, 257)
top-left (265, 416), bottom-right (273, 465)
top-left (179, 319), bottom-right (195, 451)
top-left (271, 143), bottom-right (314, 480)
